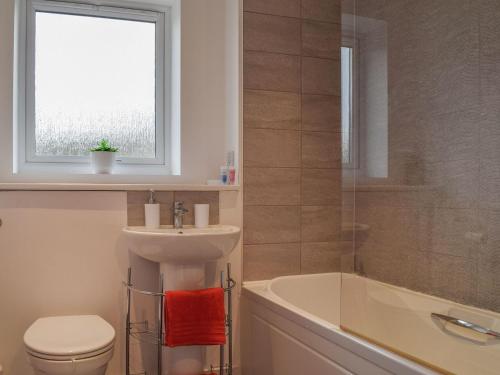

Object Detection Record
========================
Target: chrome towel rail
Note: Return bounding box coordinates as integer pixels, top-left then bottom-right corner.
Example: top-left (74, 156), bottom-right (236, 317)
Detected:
top-left (125, 264), bottom-right (236, 375)
top-left (431, 313), bottom-right (500, 340)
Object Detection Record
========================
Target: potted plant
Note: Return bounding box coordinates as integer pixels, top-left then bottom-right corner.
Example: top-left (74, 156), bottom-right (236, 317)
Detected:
top-left (90, 139), bottom-right (118, 174)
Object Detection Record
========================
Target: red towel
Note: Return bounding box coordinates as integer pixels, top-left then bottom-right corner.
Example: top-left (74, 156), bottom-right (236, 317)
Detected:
top-left (165, 287), bottom-right (226, 347)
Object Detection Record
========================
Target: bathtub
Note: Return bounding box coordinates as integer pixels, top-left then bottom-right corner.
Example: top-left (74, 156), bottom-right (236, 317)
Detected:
top-left (241, 273), bottom-right (500, 375)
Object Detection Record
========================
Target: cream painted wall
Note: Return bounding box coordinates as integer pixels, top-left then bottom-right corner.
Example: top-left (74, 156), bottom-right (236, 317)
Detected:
top-left (0, 0), bottom-right (240, 184)
top-left (0, 192), bottom-right (130, 374)
top-left (0, 190), bottom-right (242, 374)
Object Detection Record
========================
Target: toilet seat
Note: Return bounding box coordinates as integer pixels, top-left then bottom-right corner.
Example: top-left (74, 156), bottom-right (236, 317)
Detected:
top-left (24, 315), bottom-right (115, 361)
top-left (26, 347), bottom-right (114, 375)
top-left (26, 341), bottom-right (115, 361)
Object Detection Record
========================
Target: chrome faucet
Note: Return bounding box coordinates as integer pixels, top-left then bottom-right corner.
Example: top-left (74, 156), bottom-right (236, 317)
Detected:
top-left (173, 201), bottom-right (188, 229)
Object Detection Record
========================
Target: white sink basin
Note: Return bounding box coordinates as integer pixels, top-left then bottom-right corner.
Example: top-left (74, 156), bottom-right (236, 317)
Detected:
top-left (122, 225), bottom-right (241, 264)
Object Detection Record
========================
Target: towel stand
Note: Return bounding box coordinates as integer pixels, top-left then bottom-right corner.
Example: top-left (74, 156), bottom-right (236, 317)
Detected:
top-left (124, 263), bottom-right (235, 375)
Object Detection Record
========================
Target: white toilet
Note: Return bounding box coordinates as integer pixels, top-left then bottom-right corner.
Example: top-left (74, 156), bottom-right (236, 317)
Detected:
top-left (24, 315), bottom-right (115, 375)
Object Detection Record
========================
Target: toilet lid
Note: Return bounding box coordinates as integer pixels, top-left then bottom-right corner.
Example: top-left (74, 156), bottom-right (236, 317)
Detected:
top-left (24, 315), bottom-right (115, 356)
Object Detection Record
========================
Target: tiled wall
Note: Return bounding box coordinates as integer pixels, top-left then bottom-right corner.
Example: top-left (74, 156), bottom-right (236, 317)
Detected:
top-left (242, 0), bottom-right (345, 280)
top-left (127, 191), bottom-right (219, 226)
top-left (350, 0), bottom-right (500, 313)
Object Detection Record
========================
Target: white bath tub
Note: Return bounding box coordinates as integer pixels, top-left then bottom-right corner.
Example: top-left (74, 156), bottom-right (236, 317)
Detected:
top-left (241, 273), bottom-right (500, 375)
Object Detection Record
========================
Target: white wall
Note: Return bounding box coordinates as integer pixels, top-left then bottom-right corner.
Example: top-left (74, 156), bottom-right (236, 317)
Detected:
top-left (0, 0), bottom-right (240, 184)
top-left (0, 192), bottom-right (129, 374)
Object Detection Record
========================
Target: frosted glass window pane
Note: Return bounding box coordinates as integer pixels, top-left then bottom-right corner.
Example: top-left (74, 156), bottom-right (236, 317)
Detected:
top-left (35, 12), bottom-right (156, 158)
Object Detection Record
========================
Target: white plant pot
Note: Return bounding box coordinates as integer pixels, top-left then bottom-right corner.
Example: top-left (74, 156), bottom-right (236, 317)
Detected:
top-left (91, 152), bottom-right (116, 174)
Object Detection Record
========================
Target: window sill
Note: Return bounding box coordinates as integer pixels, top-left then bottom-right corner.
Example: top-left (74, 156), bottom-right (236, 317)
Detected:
top-left (0, 182), bottom-right (240, 192)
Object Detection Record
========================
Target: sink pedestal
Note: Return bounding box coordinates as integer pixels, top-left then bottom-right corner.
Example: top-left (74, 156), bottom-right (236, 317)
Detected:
top-left (160, 263), bottom-right (206, 375)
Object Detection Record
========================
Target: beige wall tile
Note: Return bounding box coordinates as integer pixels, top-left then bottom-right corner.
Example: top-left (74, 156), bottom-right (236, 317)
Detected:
top-left (244, 51), bottom-right (300, 92)
top-left (127, 204), bottom-right (146, 226)
top-left (302, 57), bottom-right (340, 95)
top-left (301, 131), bottom-right (341, 168)
top-left (301, 94), bottom-right (340, 132)
top-left (426, 158), bottom-right (479, 209)
top-left (427, 252), bottom-right (477, 306)
top-left (244, 12), bottom-right (301, 55)
top-left (477, 219), bottom-right (500, 311)
top-left (419, 108), bottom-right (479, 164)
top-left (301, 0), bottom-right (341, 24)
top-left (301, 242), bottom-right (342, 274)
top-left (243, 0), bottom-right (301, 18)
top-left (417, 207), bottom-right (479, 258)
top-left (404, 250), bottom-right (432, 293)
top-left (477, 236), bottom-right (500, 311)
top-left (244, 167), bottom-right (300, 205)
top-left (302, 20), bottom-right (340, 59)
top-left (127, 191), bottom-right (149, 204)
top-left (354, 0), bottom-right (385, 19)
top-left (354, 206), bottom-right (420, 251)
top-left (244, 205), bottom-right (300, 244)
top-left (173, 191), bottom-right (219, 225)
top-left (480, 129), bottom-right (500, 162)
top-left (417, 1), bottom-right (479, 116)
top-left (301, 205), bottom-right (341, 242)
top-left (244, 128), bottom-right (300, 167)
top-left (243, 243), bottom-right (301, 281)
top-left (158, 192), bottom-right (175, 225)
top-left (479, 0), bottom-right (500, 101)
top-left (341, 241), bottom-right (355, 273)
top-left (479, 158), bottom-right (500, 209)
top-left (477, 258), bottom-right (500, 312)
top-left (244, 90), bottom-right (300, 130)
top-left (127, 191), bottom-right (174, 226)
top-left (357, 246), bottom-right (411, 287)
top-left (302, 169), bottom-right (341, 205)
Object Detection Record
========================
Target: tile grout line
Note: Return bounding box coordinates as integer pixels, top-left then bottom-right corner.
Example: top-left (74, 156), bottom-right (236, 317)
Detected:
top-left (244, 47), bottom-right (341, 62)
top-left (299, 0), bottom-right (303, 275)
top-left (244, 48), bottom-right (340, 63)
top-left (242, 9), bottom-right (343, 27)
top-left (244, 87), bottom-right (341, 98)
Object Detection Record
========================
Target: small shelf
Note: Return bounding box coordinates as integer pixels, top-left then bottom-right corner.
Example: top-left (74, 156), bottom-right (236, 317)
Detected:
top-left (0, 182), bottom-right (241, 192)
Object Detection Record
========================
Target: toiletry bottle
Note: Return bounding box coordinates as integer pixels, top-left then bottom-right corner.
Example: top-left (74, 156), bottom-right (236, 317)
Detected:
top-left (220, 166), bottom-right (229, 185)
top-left (145, 190), bottom-right (160, 228)
top-left (227, 150), bottom-right (236, 185)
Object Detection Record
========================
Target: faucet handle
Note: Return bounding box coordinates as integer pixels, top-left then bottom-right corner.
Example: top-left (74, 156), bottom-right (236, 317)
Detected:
top-left (174, 201), bottom-right (188, 212)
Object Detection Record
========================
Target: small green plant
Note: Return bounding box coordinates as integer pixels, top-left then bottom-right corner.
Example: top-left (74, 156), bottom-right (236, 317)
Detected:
top-left (90, 139), bottom-right (118, 152)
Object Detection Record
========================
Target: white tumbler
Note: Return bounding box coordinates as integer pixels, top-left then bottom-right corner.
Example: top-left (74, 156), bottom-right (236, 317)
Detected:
top-left (194, 204), bottom-right (210, 228)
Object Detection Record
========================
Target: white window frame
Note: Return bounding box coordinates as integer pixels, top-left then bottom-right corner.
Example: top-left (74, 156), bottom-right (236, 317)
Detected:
top-left (18, 0), bottom-right (171, 174)
top-left (341, 36), bottom-right (359, 169)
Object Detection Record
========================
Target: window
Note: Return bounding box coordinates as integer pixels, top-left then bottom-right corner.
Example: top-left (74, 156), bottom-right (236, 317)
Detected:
top-left (21, 0), bottom-right (169, 171)
top-left (341, 43), bottom-right (358, 168)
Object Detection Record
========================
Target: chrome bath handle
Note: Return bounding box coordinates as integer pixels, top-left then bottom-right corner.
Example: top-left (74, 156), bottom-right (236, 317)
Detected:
top-left (431, 313), bottom-right (500, 339)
